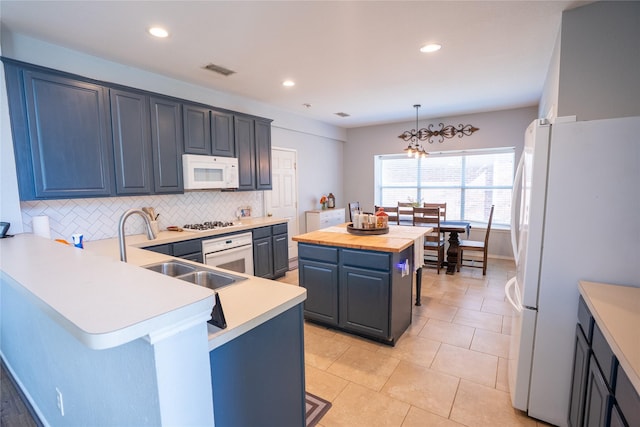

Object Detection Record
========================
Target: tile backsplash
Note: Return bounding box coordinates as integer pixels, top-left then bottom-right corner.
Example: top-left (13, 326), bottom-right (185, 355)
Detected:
top-left (21, 191), bottom-right (263, 242)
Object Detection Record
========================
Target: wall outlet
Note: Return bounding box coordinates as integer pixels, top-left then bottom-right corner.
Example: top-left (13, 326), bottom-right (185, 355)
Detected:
top-left (55, 387), bottom-right (65, 416)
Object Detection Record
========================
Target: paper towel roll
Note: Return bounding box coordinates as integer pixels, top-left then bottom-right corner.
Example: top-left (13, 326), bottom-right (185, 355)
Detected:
top-left (32, 215), bottom-right (51, 239)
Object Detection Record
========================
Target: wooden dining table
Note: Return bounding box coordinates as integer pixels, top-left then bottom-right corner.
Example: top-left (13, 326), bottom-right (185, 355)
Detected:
top-left (399, 218), bottom-right (471, 305)
top-left (439, 221), bottom-right (471, 274)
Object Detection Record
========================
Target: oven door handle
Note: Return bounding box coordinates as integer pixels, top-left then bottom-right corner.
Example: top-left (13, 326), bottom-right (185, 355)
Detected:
top-left (204, 243), bottom-right (252, 258)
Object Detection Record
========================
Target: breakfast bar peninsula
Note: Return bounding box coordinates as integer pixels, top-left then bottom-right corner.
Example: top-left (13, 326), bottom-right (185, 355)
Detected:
top-left (292, 223), bottom-right (429, 345)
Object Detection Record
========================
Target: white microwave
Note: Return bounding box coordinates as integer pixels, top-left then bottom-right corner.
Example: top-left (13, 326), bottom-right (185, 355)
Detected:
top-left (182, 154), bottom-right (239, 190)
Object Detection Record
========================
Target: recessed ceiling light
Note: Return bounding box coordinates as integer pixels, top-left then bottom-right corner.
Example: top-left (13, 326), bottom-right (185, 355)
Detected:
top-left (282, 80), bottom-right (295, 87)
top-left (420, 43), bottom-right (442, 53)
top-left (148, 27), bottom-right (169, 38)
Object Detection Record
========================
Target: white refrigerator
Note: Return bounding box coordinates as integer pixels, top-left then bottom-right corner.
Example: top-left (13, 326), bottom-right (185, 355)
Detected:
top-left (505, 116), bottom-right (640, 426)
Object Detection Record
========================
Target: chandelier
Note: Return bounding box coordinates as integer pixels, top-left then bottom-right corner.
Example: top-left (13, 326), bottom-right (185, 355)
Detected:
top-left (400, 104), bottom-right (428, 158)
top-left (399, 104), bottom-right (479, 158)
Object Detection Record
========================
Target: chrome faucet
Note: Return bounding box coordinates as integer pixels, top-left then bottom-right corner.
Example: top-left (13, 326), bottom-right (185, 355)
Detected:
top-left (118, 208), bottom-right (156, 262)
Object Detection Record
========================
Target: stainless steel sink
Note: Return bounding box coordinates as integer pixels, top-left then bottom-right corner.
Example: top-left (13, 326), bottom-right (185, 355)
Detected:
top-left (143, 261), bottom-right (246, 290)
top-left (176, 270), bottom-right (246, 290)
top-left (144, 261), bottom-right (197, 277)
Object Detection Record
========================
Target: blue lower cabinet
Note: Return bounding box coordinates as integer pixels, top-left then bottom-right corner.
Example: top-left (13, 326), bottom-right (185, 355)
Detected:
top-left (340, 266), bottom-right (389, 338)
top-left (610, 404), bottom-right (625, 427)
top-left (584, 355), bottom-right (612, 427)
top-left (568, 324), bottom-right (591, 427)
top-left (615, 366), bottom-right (640, 427)
top-left (252, 225), bottom-right (288, 279)
top-left (569, 295), bottom-right (639, 427)
top-left (298, 243), bottom-right (413, 345)
top-left (299, 259), bottom-right (339, 326)
top-left (209, 304), bottom-right (305, 427)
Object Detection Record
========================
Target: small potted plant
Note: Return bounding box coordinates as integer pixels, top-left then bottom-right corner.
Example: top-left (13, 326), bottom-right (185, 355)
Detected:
top-left (319, 195), bottom-right (328, 210)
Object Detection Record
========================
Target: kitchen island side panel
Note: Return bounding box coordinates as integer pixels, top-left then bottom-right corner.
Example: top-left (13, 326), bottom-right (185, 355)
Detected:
top-left (390, 246), bottom-right (414, 342)
top-left (209, 304), bottom-right (305, 426)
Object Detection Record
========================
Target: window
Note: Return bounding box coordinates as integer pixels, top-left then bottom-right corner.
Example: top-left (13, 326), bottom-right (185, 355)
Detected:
top-left (374, 148), bottom-right (514, 226)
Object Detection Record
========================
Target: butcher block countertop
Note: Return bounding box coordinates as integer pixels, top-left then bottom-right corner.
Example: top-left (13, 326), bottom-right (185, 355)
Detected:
top-left (292, 223), bottom-right (430, 253)
top-left (579, 281), bottom-right (640, 393)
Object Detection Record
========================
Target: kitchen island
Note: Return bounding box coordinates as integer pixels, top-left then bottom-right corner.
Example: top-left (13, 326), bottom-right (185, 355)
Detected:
top-left (0, 224), bottom-right (306, 427)
top-left (292, 224), bottom-right (429, 345)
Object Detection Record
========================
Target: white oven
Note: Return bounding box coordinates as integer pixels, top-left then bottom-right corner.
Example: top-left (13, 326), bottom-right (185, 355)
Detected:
top-left (202, 232), bottom-right (253, 275)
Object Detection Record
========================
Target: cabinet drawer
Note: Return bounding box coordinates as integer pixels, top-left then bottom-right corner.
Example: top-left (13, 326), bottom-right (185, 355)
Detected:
top-left (253, 226), bottom-right (271, 239)
top-left (298, 244), bottom-right (338, 263)
top-left (173, 239), bottom-right (202, 257)
top-left (615, 367), bottom-right (640, 427)
top-left (326, 209), bottom-right (344, 221)
top-left (273, 223), bottom-right (288, 235)
top-left (342, 249), bottom-right (390, 271)
top-left (592, 323), bottom-right (618, 389)
top-left (578, 296), bottom-right (594, 343)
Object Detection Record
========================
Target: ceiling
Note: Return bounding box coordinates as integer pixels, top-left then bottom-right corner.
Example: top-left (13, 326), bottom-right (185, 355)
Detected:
top-left (0, 1), bottom-right (588, 128)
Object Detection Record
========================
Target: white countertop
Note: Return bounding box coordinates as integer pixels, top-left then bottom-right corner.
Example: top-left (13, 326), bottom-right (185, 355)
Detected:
top-left (0, 217), bottom-right (305, 351)
top-left (125, 216), bottom-right (291, 249)
top-left (578, 281), bottom-right (640, 393)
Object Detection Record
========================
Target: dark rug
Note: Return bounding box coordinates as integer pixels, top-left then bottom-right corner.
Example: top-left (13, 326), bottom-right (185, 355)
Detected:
top-left (306, 392), bottom-right (331, 427)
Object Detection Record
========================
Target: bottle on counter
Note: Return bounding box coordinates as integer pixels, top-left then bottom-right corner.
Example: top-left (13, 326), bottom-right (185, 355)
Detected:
top-left (375, 207), bottom-right (389, 228)
top-left (327, 193), bottom-right (335, 208)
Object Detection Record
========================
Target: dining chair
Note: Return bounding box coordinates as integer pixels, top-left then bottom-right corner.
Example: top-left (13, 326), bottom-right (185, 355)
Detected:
top-left (397, 202), bottom-right (414, 225)
top-left (457, 205), bottom-right (494, 275)
top-left (413, 206), bottom-right (445, 274)
top-left (374, 206), bottom-right (399, 225)
top-left (348, 202), bottom-right (360, 222)
top-left (423, 202), bottom-right (446, 222)
top-left (424, 202), bottom-right (447, 241)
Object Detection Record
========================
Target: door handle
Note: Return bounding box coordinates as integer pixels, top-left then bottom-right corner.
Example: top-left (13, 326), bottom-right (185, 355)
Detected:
top-left (504, 276), bottom-right (522, 313)
top-left (511, 154), bottom-right (525, 264)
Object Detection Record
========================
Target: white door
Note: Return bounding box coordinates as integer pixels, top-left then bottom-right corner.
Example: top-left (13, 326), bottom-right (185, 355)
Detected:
top-left (264, 147), bottom-right (299, 260)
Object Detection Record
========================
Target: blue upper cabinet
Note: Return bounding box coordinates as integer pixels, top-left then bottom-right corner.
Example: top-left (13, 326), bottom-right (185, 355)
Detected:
top-left (3, 59), bottom-right (270, 200)
top-left (150, 96), bottom-right (183, 193)
top-left (7, 65), bottom-right (114, 199)
top-left (210, 109), bottom-right (235, 157)
top-left (235, 115), bottom-right (256, 191)
top-left (183, 104), bottom-right (235, 157)
top-left (235, 115), bottom-right (272, 191)
top-left (183, 103), bottom-right (211, 155)
top-left (255, 118), bottom-right (272, 190)
top-left (110, 89), bottom-right (153, 195)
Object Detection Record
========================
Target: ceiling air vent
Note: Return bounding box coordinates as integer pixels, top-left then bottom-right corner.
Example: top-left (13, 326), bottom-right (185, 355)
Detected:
top-left (334, 112), bottom-right (350, 118)
top-left (203, 63), bottom-right (236, 77)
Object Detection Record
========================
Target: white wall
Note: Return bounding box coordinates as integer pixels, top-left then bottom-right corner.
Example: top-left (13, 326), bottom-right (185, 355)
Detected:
top-left (539, 27), bottom-right (562, 120)
top-left (557, 1), bottom-right (640, 120)
top-left (271, 126), bottom-right (344, 233)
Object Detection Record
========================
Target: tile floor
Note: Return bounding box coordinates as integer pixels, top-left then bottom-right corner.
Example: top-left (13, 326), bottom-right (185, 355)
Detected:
top-left (277, 259), bottom-right (554, 427)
